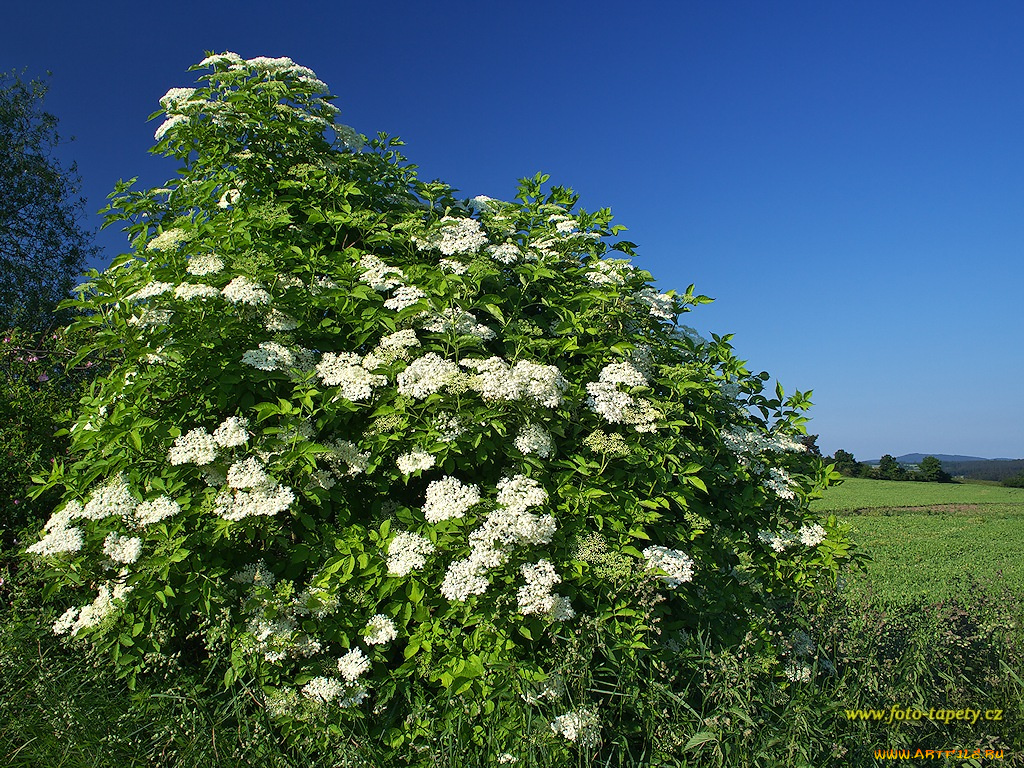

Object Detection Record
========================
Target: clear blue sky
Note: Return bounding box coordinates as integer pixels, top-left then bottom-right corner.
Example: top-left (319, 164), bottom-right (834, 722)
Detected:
top-left (5, 1), bottom-right (1022, 460)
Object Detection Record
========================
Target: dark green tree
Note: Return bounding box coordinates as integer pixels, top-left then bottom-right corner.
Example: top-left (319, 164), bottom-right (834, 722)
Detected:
top-left (831, 448), bottom-right (864, 477)
top-left (0, 70), bottom-right (98, 334)
top-left (877, 454), bottom-right (907, 481)
top-left (917, 455), bottom-right (951, 483)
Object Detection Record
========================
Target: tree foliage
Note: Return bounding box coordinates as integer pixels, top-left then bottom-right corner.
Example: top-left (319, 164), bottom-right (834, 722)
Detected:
top-left (0, 70), bottom-right (98, 334)
top-left (25, 53), bottom-right (854, 754)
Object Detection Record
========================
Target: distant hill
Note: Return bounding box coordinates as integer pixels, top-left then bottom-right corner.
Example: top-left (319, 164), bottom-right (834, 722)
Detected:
top-left (861, 453), bottom-right (1024, 482)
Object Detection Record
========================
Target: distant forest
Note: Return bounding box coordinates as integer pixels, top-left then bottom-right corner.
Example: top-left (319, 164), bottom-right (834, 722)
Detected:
top-left (826, 447), bottom-right (1024, 486)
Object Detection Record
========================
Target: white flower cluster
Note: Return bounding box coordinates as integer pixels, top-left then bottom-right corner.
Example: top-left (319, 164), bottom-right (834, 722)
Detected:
top-left (264, 309), bottom-right (298, 331)
top-left (418, 216), bottom-right (489, 255)
top-left (358, 254), bottom-right (405, 291)
top-left (242, 341), bottom-right (306, 372)
top-left (316, 352), bottom-right (387, 401)
top-left (82, 475), bottom-right (137, 519)
top-left (585, 362), bottom-right (661, 432)
top-left (159, 87), bottom-right (198, 111)
top-left (486, 242), bottom-right (523, 264)
top-left (397, 450), bottom-right (436, 475)
top-left (517, 560), bottom-right (574, 619)
top-left (582, 430), bottom-right (631, 458)
top-left (125, 281), bottom-right (175, 302)
top-left (231, 559), bottom-right (276, 586)
top-left (441, 475), bottom-right (556, 602)
top-left (550, 708), bottom-right (601, 748)
top-left (363, 614), bottom-right (398, 645)
top-left (103, 532), bottom-right (143, 564)
top-left (322, 439), bottom-right (370, 478)
top-left (167, 427), bottom-right (219, 465)
top-left (722, 426), bottom-right (808, 457)
top-left (515, 423), bottom-right (553, 458)
top-left (214, 483), bottom-right (296, 521)
top-left (212, 416), bottom-right (250, 448)
top-left (762, 466), bottom-right (797, 500)
top-left (460, 357), bottom-right (567, 408)
top-left (422, 476), bottom-right (481, 523)
top-left (420, 308), bottom-right (495, 340)
top-left (548, 213), bottom-right (577, 234)
top-left (642, 545), bottom-right (695, 588)
top-left (439, 258), bottom-right (469, 274)
top-left (133, 496), bottom-right (181, 526)
top-left (174, 283), bottom-right (220, 301)
top-left (361, 329), bottom-right (420, 369)
top-left (397, 353), bottom-right (464, 399)
top-left (383, 285), bottom-right (427, 311)
top-left (128, 309), bottom-right (173, 327)
top-left (147, 228), bottom-right (190, 253)
top-left (758, 523), bottom-right (825, 552)
top-left (221, 276), bottom-right (271, 305)
top-left (433, 413), bottom-right (464, 441)
top-left (186, 253), bottom-right (225, 275)
top-left (337, 647), bottom-right (371, 681)
top-left (53, 581), bottom-right (133, 636)
top-left (227, 456), bottom-right (271, 489)
top-left (635, 286), bottom-right (677, 321)
top-left (584, 258), bottom-right (637, 286)
top-left (386, 531), bottom-right (435, 576)
top-left (27, 502), bottom-right (85, 556)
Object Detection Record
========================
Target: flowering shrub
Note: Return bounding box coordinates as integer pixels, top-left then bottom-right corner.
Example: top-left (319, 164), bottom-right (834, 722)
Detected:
top-left (27, 53), bottom-right (853, 753)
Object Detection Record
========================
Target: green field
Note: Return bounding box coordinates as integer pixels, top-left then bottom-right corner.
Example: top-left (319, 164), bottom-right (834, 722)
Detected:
top-left (811, 478), bottom-right (1024, 601)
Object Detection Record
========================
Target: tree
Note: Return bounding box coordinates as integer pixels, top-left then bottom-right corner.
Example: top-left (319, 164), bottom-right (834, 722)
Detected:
top-left (831, 448), bottom-right (864, 477)
top-left (917, 455), bottom-right (950, 483)
top-left (877, 454), bottom-right (907, 481)
top-left (24, 53), bottom-right (855, 756)
top-left (0, 70), bottom-right (98, 334)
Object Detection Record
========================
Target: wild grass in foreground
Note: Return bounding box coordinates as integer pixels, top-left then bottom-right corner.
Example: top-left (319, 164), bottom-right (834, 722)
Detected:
top-left (3, 559), bottom-right (1022, 767)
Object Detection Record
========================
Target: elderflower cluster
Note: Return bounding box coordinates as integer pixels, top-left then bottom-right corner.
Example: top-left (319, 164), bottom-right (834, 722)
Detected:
top-left (212, 416), bottom-right (250, 448)
top-left (242, 341), bottom-right (304, 372)
top-left (416, 216), bottom-right (489, 255)
top-left (551, 709), bottom-right (601, 748)
top-left (585, 362), bottom-right (661, 432)
top-left (486, 242), bottom-right (523, 264)
top-left (397, 450), bottom-right (436, 475)
top-left (422, 476), bottom-right (481, 523)
top-left (125, 281), bottom-right (175, 302)
top-left (757, 524), bottom-right (825, 552)
top-left (798, 523), bottom-right (827, 547)
top-left (316, 352), bottom-right (387, 400)
top-left (264, 309), bottom-right (298, 330)
top-left (361, 329), bottom-right (420, 369)
top-left (53, 581), bottom-right (133, 636)
top-left (82, 475), bottom-right (137, 519)
top-left (383, 285), bottom-right (427, 311)
top-left (221, 276), bottom-right (271, 305)
top-left (27, 502), bottom-right (85, 556)
top-left (186, 253), bottom-right (225, 275)
top-left (584, 258), bottom-right (637, 286)
top-left (515, 423), bottom-right (553, 458)
top-left (167, 427), bottom-right (219, 465)
top-left (722, 426), bottom-right (808, 457)
top-left (582, 430), bottom-right (631, 458)
top-left (133, 496), bottom-right (181, 526)
top-left (460, 357), bottom-right (567, 408)
top-left (103, 532), bottom-right (143, 564)
top-left (386, 531), bottom-right (436, 576)
top-left (147, 228), bottom-right (190, 252)
top-left (322, 439), bottom-right (370, 477)
top-left (363, 615), bottom-right (398, 645)
top-left (214, 483), bottom-right (295, 521)
top-left (517, 560), bottom-right (574, 619)
top-left (396, 353), bottom-right (464, 399)
top-left (420, 308), bottom-right (495, 340)
top-left (358, 254), bottom-right (405, 291)
top-left (174, 283), bottom-right (220, 301)
top-left (642, 545), bottom-right (695, 588)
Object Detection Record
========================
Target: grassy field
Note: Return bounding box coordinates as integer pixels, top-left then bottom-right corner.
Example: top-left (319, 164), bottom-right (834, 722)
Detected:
top-left (811, 477), bottom-right (1024, 601)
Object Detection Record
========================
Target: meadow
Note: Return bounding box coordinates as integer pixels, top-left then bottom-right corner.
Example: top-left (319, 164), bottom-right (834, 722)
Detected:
top-left (2, 475), bottom-right (1022, 766)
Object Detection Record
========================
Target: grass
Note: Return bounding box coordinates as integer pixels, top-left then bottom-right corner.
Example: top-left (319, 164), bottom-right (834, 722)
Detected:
top-left (809, 476), bottom-right (1024, 512)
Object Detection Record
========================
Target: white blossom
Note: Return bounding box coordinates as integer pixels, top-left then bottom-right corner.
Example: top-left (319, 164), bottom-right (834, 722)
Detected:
top-left (358, 254), bottom-right (405, 291)
top-left (221, 276), bottom-right (271, 305)
top-left (174, 283), bottom-right (220, 301)
top-left (82, 476), bottom-right (137, 520)
top-left (642, 545), bottom-right (695, 588)
top-left (383, 285), bottom-right (427, 311)
top-left (125, 281), bottom-right (175, 302)
top-left (337, 647), bottom-right (371, 681)
top-left (422, 476), bottom-right (481, 523)
top-left (798, 523), bottom-right (827, 547)
top-left (103, 532), bottom-right (143, 564)
top-left (316, 352), bottom-right (387, 401)
top-left (213, 416), bottom-right (250, 448)
top-left (168, 427), bottom-right (219, 466)
top-left (363, 615), bottom-right (398, 645)
top-left (186, 253), bottom-right (224, 275)
top-left (134, 496), bottom-right (181, 526)
top-left (515, 423), bottom-right (553, 458)
top-left (420, 308), bottom-right (494, 340)
top-left (386, 531), bottom-right (435, 576)
top-left (551, 709), bottom-right (601, 747)
top-left (397, 353), bottom-right (464, 399)
top-left (397, 450), bottom-right (436, 475)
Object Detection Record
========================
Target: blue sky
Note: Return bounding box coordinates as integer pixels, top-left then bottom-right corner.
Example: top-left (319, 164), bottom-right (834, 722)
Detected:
top-left (5, 1), bottom-right (1022, 460)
